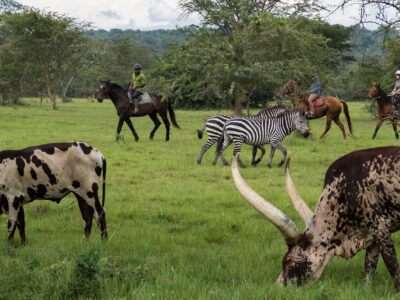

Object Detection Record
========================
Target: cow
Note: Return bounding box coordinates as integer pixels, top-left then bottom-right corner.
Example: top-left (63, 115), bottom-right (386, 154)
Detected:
top-left (232, 146), bottom-right (400, 292)
top-left (0, 142), bottom-right (107, 245)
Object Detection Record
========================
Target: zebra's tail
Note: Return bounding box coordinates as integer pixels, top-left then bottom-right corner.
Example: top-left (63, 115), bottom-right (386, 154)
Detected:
top-left (215, 134), bottom-right (225, 156)
top-left (197, 124), bottom-right (206, 139)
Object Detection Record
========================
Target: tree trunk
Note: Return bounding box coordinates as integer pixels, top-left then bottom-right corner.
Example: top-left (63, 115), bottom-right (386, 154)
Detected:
top-left (43, 61), bottom-right (56, 109)
top-left (63, 76), bottom-right (74, 102)
top-left (0, 93), bottom-right (3, 105)
top-left (233, 88), bottom-right (242, 116)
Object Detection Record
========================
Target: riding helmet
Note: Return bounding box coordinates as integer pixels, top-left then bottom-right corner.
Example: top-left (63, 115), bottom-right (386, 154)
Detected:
top-left (134, 64), bottom-right (142, 70)
top-left (395, 70), bottom-right (400, 75)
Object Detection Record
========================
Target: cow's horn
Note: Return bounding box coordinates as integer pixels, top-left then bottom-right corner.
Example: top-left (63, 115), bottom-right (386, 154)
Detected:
top-left (285, 157), bottom-right (313, 228)
top-left (232, 154), bottom-right (300, 245)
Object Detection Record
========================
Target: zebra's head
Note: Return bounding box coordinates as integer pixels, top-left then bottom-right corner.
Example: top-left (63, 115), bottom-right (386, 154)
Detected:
top-left (293, 110), bottom-right (309, 138)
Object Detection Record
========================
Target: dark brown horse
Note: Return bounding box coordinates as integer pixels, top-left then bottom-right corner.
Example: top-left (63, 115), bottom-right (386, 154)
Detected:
top-left (97, 80), bottom-right (180, 142)
top-left (367, 83), bottom-right (399, 139)
top-left (279, 81), bottom-right (353, 139)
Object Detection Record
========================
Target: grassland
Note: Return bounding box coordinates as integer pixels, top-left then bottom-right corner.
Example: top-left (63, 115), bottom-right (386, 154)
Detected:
top-left (0, 98), bottom-right (399, 299)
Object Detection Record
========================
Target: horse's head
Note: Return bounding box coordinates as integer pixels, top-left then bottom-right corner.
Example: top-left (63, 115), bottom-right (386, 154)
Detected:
top-left (97, 80), bottom-right (110, 103)
top-left (279, 81), bottom-right (296, 98)
top-left (367, 83), bottom-right (381, 100)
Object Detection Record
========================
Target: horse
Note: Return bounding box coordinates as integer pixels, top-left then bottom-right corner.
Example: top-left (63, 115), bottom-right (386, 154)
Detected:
top-left (366, 83), bottom-right (399, 139)
top-left (97, 80), bottom-right (180, 142)
top-left (279, 81), bottom-right (353, 139)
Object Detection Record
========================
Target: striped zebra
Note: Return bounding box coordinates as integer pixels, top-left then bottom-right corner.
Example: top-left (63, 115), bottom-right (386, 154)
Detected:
top-left (196, 105), bottom-right (287, 165)
top-left (214, 109), bottom-right (309, 168)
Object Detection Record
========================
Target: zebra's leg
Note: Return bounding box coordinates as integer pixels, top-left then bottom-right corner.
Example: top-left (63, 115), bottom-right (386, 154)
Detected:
top-left (252, 145), bottom-right (266, 166)
top-left (197, 138), bottom-right (217, 164)
top-left (267, 145), bottom-right (277, 168)
top-left (233, 139), bottom-right (246, 168)
top-left (212, 139), bottom-right (231, 166)
top-left (274, 143), bottom-right (288, 167)
top-left (219, 152), bottom-right (229, 166)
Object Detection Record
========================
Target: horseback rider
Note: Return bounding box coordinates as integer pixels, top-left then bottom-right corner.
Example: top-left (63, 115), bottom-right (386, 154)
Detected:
top-left (128, 64), bottom-right (146, 115)
top-left (390, 70), bottom-right (400, 116)
top-left (306, 73), bottom-right (321, 118)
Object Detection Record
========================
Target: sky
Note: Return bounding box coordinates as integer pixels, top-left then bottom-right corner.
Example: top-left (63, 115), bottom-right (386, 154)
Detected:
top-left (17, 0), bottom-right (377, 31)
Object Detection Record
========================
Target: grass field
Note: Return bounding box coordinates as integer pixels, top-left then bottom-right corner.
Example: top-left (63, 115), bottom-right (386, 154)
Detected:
top-left (0, 98), bottom-right (400, 299)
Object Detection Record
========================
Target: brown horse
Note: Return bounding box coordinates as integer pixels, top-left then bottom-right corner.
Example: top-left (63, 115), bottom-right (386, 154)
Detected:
top-left (279, 81), bottom-right (353, 139)
top-left (366, 83), bottom-right (399, 140)
top-left (97, 80), bottom-right (180, 142)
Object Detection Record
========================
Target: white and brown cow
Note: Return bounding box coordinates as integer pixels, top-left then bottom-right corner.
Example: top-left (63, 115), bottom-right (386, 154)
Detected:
top-left (0, 142), bottom-right (107, 244)
top-left (232, 146), bottom-right (400, 292)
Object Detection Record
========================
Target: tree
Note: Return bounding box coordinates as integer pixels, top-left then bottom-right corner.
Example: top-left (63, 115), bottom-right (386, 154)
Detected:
top-left (332, 1), bottom-right (400, 29)
top-left (0, 8), bottom-right (89, 109)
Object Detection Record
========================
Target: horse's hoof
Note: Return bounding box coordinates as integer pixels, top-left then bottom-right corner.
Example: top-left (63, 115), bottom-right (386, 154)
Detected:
top-left (135, 137), bottom-right (139, 142)
top-left (150, 136), bottom-right (154, 140)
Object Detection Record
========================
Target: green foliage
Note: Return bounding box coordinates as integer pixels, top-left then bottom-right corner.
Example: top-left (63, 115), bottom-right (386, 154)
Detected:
top-left (71, 248), bottom-right (100, 297)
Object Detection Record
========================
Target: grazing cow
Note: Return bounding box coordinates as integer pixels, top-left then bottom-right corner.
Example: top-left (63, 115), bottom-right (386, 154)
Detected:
top-left (232, 146), bottom-right (400, 292)
top-left (0, 142), bottom-right (107, 245)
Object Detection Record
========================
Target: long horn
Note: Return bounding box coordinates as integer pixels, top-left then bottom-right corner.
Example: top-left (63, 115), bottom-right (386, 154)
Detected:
top-left (285, 157), bottom-right (313, 227)
top-left (232, 154), bottom-right (300, 245)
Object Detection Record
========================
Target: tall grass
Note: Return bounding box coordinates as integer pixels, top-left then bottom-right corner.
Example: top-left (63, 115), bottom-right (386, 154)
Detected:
top-left (0, 98), bottom-right (399, 299)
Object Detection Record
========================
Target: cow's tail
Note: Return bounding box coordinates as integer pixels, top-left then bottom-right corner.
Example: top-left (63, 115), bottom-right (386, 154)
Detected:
top-left (340, 100), bottom-right (354, 136)
top-left (102, 156), bottom-right (106, 207)
top-left (167, 100), bottom-right (181, 129)
top-left (197, 124), bottom-right (206, 139)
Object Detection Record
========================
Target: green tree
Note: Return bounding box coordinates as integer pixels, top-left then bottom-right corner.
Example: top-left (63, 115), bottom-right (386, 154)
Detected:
top-left (0, 8), bottom-right (89, 109)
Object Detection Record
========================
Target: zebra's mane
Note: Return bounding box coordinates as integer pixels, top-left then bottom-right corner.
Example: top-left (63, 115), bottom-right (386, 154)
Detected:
top-left (275, 108), bottom-right (303, 118)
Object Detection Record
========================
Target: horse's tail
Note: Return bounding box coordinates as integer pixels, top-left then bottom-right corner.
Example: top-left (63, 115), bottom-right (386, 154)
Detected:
top-left (167, 100), bottom-right (180, 129)
top-left (340, 100), bottom-right (354, 136)
top-left (197, 124), bottom-right (206, 139)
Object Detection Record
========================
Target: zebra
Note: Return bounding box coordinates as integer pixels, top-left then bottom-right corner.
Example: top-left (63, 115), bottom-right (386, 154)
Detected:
top-left (196, 105), bottom-right (288, 165)
top-left (214, 109), bottom-right (309, 168)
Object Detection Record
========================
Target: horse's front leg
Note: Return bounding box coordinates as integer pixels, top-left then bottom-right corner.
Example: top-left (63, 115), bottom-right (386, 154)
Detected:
top-left (392, 121), bottom-right (399, 140)
top-left (116, 118), bottom-right (124, 142)
top-left (125, 118), bottom-right (139, 142)
top-left (372, 119), bottom-right (383, 139)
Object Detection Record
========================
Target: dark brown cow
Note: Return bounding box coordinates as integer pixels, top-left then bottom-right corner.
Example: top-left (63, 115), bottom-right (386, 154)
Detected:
top-left (0, 142), bottom-right (107, 245)
top-left (232, 146), bottom-right (400, 291)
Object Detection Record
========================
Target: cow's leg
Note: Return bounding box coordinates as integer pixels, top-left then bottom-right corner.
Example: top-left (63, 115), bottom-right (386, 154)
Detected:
top-left (74, 193), bottom-right (94, 238)
top-left (372, 119), bottom-right (383, 139)
top-left (392, 121), bottom-right (399, 140)
top-left (17, 206), bottom-right (26, 245)
top-left (365, 242), bottom-right (379, 284)
top-left (252, 145), bottom-right (266, 166)
top-left (85, 183), bottom-right (107, 240)
top-left (149, 111), bottom-right (161, 140)
top-left (7, 200), bottom-right (20, 245)
top-left (124, 118), bottom-right (139, 142)
top-left (333, 116), bottom-right (347, 139)
top-left (116, 118), bottom-right (124, 142)
top-left (370, 221), bottom-right (400, 291)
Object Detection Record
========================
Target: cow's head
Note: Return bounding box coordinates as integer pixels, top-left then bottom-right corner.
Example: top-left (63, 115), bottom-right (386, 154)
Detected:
top-left (97, 80), bottom-right (110, 103)
top-left (232, 155), bottom-right (336, 286)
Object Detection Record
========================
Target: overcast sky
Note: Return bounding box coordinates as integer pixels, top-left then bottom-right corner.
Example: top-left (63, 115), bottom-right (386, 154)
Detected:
top-left (18, 0), bottom-right (375, 31)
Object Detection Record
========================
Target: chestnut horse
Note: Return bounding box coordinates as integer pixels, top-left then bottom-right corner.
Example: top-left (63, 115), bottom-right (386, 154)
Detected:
top-left (366, 83), bottom-right (399, 139)
top-left (97, 80), bottom-right (180, 142)
top-left (279, 81), bottom-right (353, 139)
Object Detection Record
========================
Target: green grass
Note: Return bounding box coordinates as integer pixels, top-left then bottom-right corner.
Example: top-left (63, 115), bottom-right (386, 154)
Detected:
top-left (0, 98), bottom-right (400, 299)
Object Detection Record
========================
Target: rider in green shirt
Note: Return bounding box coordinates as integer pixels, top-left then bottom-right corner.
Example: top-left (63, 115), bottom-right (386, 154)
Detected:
top-left (128, 64), bottom-right (146, 115)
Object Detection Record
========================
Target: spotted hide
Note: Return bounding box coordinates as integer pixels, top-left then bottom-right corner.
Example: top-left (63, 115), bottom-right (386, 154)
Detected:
top-left (0, 142), bottom-right (107, 245)
top-left (232, 146), bottom-right (400, 292)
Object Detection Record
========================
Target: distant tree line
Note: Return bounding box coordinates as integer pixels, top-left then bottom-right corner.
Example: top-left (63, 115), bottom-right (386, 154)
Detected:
top-left (0, 0), bottom-right (399, 112)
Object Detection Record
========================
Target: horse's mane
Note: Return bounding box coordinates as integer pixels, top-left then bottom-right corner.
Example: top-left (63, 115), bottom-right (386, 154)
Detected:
top-left (375, 84), bottom-right (389, 99)
top-left (109, 82), bottom-right (127, 93)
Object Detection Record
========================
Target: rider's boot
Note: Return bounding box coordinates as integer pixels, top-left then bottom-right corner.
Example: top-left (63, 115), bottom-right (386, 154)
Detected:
top-left (133, 99), bottom-right (139, 115)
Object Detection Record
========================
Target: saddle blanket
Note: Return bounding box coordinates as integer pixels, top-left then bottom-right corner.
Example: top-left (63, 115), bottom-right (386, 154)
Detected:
top-left (138, 92), bottom-right (151, 104)
top-left (313, 97), bottom-right (325, 107)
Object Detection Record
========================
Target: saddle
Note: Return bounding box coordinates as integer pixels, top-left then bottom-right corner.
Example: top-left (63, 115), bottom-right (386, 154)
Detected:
top-left (138, 92), bottom-right (152, 104)
top-left (312, 97), bottom-right (325, 107)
